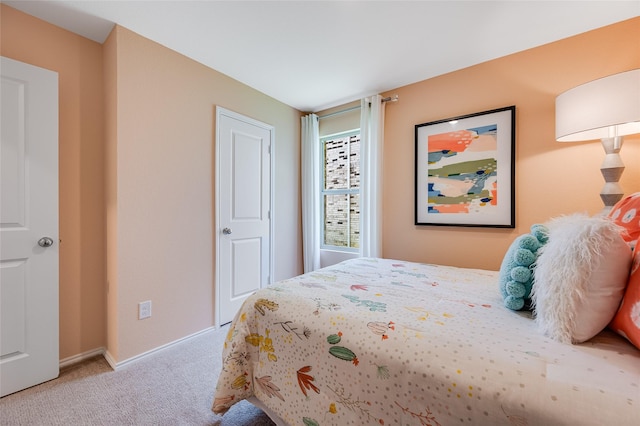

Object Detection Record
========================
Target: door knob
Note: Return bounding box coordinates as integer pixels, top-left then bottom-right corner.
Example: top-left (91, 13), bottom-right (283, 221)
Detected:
top-left (38, 237), bottom-right (54, 247)
top-left (222, 228), bottom-right (232, 235)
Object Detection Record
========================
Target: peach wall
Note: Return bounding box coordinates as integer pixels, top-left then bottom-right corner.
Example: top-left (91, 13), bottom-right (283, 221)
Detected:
top-left (103, 26), bottom-right (119, 361)
top-left (1, 4), bottom-right (106, 361)
top-left (318, 101), bottom-right (361, 137)
top-left (2, 5), bottom-right (302, 365)
top-left (380, 18), bottom-right (640, 270)
top-left (108, 26), bottom-right (302, 362)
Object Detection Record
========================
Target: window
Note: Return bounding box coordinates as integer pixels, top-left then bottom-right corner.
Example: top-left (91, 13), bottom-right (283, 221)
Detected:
top-left (321, 130), bottom-right (360, 251)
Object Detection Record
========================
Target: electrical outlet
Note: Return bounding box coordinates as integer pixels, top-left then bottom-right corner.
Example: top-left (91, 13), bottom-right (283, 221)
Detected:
top-left (138, 300), bottom-right (152, 320)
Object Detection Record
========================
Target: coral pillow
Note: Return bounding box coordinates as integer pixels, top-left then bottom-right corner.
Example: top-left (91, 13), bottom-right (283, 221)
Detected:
top-left (609, 236), bottom-right (640, 349)
top-left (608, 192), bottom-right (640, 249)
top-left (532, 213), bottom-right (631, 343)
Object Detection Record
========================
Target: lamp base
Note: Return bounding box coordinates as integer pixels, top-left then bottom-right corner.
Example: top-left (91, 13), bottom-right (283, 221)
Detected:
top-left (600, 136), bottom-right (624, 212)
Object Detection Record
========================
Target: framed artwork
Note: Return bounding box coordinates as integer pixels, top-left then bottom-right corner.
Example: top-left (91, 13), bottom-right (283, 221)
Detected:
top-left (415, 106), bottom-right (515, 227)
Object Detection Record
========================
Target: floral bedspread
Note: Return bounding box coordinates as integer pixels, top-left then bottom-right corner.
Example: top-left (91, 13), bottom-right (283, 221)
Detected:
top-left (212, 258), bottom-right (639, 425)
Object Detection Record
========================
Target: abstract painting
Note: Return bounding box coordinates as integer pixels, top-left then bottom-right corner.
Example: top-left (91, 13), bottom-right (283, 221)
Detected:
top-left (415, 106), bottom-right (515, 227)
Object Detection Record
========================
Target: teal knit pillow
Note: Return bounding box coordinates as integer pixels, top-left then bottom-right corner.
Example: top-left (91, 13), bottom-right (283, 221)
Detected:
top-left (499, 224), bottom-right (549, 310)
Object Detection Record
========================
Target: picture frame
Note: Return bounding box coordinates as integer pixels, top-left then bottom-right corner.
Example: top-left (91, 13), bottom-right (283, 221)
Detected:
top-left (414, 106), bottom-right (515, 227)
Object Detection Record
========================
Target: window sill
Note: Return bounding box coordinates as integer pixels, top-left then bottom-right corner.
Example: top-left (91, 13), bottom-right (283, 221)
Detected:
top-left (320, 249), bottom-right (359, 269)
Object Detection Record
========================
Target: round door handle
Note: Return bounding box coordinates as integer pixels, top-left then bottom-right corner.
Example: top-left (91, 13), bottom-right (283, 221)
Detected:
top-left (222, 228), bottom-right (232, 235)
top-left (38, 237), bottom-right (54, 247)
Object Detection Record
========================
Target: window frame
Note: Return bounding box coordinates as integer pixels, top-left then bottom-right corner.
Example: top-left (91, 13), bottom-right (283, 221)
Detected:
top-left (320, 129), bottom-right (361, 253)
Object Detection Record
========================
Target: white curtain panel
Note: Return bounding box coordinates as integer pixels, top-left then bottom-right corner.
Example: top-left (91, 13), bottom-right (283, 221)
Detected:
top-left (360, 95), bottom-right (385, 258)
top-left (301, 113), bottom-right (321, 273)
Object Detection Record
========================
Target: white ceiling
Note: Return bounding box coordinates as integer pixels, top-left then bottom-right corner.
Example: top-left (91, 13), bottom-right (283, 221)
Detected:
top-left (4, 1), bottom-right (639, 112)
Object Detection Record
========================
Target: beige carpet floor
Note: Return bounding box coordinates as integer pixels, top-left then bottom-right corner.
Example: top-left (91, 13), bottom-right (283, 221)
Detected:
top-left (0, 326), bottom-right (275, 426)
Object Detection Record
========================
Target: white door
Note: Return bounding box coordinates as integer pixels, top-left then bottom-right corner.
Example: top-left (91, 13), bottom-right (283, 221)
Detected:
top-left (216, 107), bottom-right (273, 326)
top-left (0, 56), bottom-right (59, 397)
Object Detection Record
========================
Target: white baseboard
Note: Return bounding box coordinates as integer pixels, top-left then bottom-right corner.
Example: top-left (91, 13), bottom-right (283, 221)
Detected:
top-left (59, 326), bottom-right (217, 371)
top-left (103, 350), bottom-right (118, 370)
top-left (59, 347), bottom-right (106, 369)
top-left (105, 326), bottom-right (216, 370)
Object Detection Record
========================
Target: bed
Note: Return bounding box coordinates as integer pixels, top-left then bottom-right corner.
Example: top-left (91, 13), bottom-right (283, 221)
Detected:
top-left (212, 257), bottom-right (639, 425)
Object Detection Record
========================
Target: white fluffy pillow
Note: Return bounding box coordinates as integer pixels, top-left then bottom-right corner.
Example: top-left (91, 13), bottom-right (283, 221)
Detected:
top-left (532, 213), bottom-right (631, 343)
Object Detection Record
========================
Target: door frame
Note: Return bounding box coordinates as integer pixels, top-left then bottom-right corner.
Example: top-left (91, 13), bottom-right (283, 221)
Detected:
top-left (214, 106), bottom-right (274, 328)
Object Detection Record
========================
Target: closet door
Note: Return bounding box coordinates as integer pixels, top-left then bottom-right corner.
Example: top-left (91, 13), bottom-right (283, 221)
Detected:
top-left (216, 107), bottom-right (273, 326)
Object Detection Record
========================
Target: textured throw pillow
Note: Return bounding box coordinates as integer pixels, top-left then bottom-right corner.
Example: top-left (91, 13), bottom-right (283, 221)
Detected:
top-left (532, 213), bottom-right (632, 343)
top-left (609, 236), bottom-right (640, 349)
top-left (608, 192), bottom-right (640, 249)
top-left (498, 224), bottom-right (549, 311)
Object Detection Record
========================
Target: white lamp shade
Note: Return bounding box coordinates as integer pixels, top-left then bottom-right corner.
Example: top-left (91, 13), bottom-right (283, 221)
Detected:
top-left (556, 69), bottom-right (640, 142)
